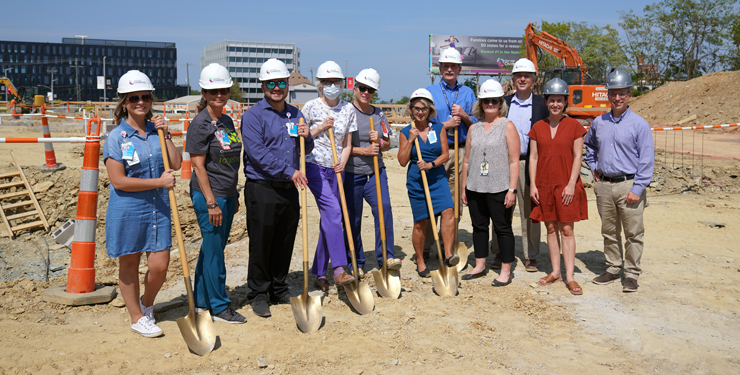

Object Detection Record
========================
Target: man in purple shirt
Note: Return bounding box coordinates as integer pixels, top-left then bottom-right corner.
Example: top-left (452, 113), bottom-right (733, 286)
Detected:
top-left (584, 69), bottom-right (654, 293)
top-left (242, 59), bottom-right (313, 317)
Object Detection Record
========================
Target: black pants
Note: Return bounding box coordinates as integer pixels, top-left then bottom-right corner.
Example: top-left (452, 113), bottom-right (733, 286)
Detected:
top-left (466, 189), bottom-right (515, 262)
top-left (245, 181), bottom-right (299, 300)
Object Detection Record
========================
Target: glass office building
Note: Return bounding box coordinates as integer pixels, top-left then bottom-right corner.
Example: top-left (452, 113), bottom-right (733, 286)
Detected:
top-left (201, 41), bottom-right (300, 103)
top-left (0, 36), bottom-right (189, 102)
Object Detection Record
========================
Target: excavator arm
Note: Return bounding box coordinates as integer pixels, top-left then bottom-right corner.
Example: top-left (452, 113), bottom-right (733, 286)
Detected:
top-left (524, 23), bottom-right (587, 83)
top-left (0, 77), bottom-right (19, 97)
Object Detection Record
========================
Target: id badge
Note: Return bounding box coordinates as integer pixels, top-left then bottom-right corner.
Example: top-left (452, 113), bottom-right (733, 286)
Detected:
top-left (427, 130), bottom-right (438, 144)
top-left (122, 142), bottom-right (134, 160)
top-left (480, 161), bottom-right (489, 176)
top-left (287, 122), bottom-right (298, 137)
top-left (127, 150), bottom-right (140, 166)
top-left (215, 129), bottom-right (231, 150)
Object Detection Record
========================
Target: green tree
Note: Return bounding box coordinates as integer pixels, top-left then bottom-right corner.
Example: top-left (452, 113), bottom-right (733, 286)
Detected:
top-left (623, 0), bottom-right (737, 80)
top-left (396, 96), bottom-right (410, 105)
top-left (462, 77), bottom-right (478, 94)
top-left (229, 80), bottom-right (243, 102)
top-left (620, 9), bottom-right (671, 87)
top-left (523, 21), bottom-right (628, 82)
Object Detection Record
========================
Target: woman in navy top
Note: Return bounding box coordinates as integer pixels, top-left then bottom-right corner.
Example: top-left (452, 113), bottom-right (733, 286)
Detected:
top-left (398, 89), bottom-right (457, 278)
top-left (103, 71), bottom-right (181, 337)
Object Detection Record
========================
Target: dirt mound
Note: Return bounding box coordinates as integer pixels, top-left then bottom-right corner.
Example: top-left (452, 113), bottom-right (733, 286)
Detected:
top-left (630, 71), bottom-right (740, 126)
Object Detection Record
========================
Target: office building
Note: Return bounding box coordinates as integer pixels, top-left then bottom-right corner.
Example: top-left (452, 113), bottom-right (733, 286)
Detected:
top-left (201, 41), bottom-right (300, 103)
top-left (0, 36), bottom-right (189, 102)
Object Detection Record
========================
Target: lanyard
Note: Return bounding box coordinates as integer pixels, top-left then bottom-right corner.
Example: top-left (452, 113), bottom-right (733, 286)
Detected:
top-left (439, 81), bottom-right (459, 114)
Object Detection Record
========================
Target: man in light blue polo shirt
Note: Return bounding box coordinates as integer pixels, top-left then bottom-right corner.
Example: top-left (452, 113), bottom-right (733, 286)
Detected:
top-left (423, 48), bottom-right (476, 258)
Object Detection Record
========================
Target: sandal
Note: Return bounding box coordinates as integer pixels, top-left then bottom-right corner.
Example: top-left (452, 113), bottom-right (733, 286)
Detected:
top-left (538, 273), bottom-right (562, 286)
top-left (566, 280), bottom-right (583, 295)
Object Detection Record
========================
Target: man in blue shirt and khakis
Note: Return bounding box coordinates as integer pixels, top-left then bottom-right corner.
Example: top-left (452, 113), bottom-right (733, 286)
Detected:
top-left (585, 69), bottom-right (654, 293)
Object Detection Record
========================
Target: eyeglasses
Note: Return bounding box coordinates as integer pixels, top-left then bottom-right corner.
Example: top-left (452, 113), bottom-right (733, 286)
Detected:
top-left (264, 81), bottom-right (288, 89)
top-left (412, 106), bottom-right (430, 113)
top-left (481, 98), bottom-right (501, 105)
top-left (127, 94), bottom-right (153, 104)
top-left (356, 85), bottom-right (376, 94)
top-left (608, 91), bottom-right (630, 98)
top-left (205, 88), bottom-right (229, 96)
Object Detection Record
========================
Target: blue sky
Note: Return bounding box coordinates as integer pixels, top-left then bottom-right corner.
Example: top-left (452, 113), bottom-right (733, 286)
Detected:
top-left (2, 0), bottom-right (649, 102)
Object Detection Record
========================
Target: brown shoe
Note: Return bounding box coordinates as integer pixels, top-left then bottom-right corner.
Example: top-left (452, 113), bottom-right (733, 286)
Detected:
top-left (314, 278), bottom-right (332, 292)
top-left (524, 259), bottom-right (538, 272)
top-left (622, 277), bottom-right (639, 292)
top-left (592, 271), bottom-right (620, 285)
top-left (333, 270), bottom-right (355, 286)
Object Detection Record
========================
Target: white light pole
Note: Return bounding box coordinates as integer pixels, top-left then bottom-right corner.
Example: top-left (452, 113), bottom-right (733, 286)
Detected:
top-left (47, 68), bottom-right (57, 102)
top-left (103, 56), bottom-right (107, 102)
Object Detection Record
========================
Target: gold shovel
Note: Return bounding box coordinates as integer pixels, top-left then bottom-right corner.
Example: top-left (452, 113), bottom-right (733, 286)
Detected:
top-left (157, 128), bottom-right (216, 356)
top-left (368, 118), bottom-right (401, 299)
top-left (290, 119), bottom-right (323, 333)
top-left (329, 128), bottom-right (375, 314)
top-left (453, 127), bottom-right (470, 272)
top-left (414, 138), bottom-right (458, 297)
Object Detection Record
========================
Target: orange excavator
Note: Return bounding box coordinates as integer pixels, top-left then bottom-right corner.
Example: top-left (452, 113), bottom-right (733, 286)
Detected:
top-left (525, 23), bottom-right (609, 119)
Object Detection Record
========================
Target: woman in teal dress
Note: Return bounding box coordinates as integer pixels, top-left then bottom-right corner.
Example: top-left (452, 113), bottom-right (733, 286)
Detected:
top-left (398, 88), bottom-right (457, 278)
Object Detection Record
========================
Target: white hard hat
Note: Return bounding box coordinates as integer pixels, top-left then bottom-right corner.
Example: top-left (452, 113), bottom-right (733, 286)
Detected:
top-left (259, 58), bottom-right (290, 81)
top-left (199, 63), bottom-right (233, 90)
top-left (316, 61), bottom-right (344, 79)
top-left (478, 79), bottom-right (505, 98)
top-left (438, 48), bottom-right (463, 64)
top-left (512, 58), bottom-right (537, 74)
top-left (410, 88), bottom-right (434, 104)
top-left (117, 70), bottom-right (154, 94)
top-left (355, 68), bottom-right (380, 90)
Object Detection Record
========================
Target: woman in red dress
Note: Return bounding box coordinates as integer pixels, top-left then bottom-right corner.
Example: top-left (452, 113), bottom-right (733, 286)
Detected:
top-left (528, 78), bottom-right (588, 295)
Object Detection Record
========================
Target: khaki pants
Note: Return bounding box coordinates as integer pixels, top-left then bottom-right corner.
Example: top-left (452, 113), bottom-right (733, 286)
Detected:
top-left (424, 145), bottom-right (464, 250)
top-left (490, 159), bottom-right (540, 260)
top-left (594, 179), bottom-right (646, 279)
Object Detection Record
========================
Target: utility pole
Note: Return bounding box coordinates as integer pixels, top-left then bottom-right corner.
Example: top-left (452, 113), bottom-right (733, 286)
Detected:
top-left (309, 67), bottom-right (314, 84)
top-left (185, 62), bottom-right (191, 94)
top-left (47, 68), bottom-right (57, 102)
top-left (72, 58), bottom-right (82, 101)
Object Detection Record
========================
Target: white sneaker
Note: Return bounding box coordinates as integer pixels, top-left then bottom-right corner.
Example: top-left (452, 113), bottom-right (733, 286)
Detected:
top-left (139, 297), bottom-right (154, 322)
top-left (131, 316), bottom-right (163, 338)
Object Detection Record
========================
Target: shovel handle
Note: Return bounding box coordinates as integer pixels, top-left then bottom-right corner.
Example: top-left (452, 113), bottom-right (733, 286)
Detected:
top-left (157, 129), bottom-right (189, 279)
top-left (414, 137), bottom-right (439, 241)
top-left (300, 119), bottom-right (310, 298)
top-left (328, 128), bottom-right (360, 279)
top-left (454, 126), bottom-right (459, 219)
top-left (370, 119), bottom-right (388, 270)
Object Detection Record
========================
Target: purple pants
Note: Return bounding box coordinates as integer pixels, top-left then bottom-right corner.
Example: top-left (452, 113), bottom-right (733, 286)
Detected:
top-left (307, 162), bottom-right (349, 277)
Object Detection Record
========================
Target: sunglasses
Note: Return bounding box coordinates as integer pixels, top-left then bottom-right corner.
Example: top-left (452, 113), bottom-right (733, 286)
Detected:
top-left (412, 106), bottom-right (430, 112)
top-left (356, 85), bottom-right (376, 94)
top-left (205, 88), bottom-right (229, 96)
top-left (481, 98), bottom-right (501, 105)
top-left (264, 81), bottom-right (288, 89)
top-left (127, 94), bottom-right (153, 104)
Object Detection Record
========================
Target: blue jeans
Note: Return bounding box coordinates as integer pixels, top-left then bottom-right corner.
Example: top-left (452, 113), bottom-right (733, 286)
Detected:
top-left (191, 190), bottom-right (236, 315)
top-left (343, 168), bottom-right (395, 270)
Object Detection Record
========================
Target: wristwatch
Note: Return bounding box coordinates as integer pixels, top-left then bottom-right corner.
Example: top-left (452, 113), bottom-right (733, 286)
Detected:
top-left (508, 188), bottom-right (516, 194)
top-left (430, 161), bottom-right (436, 168)
top-left (164, 132), bottom-right (172, 140)
top-left (207, 202), bottom-right (218, 209)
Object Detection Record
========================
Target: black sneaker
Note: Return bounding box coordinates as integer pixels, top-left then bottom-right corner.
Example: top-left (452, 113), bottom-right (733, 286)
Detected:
top-left (251, 297), bottom-right (271, 318)
top-left (213, 307), bottom-right (246, 324)
top-left (270, 294), bottom-right (291, 305)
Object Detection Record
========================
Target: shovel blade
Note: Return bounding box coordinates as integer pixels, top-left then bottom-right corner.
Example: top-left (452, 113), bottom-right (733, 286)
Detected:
top-left (372, 269), bottom-right (401, 299)
top-left (176, 310), bottom-right (216, 356)
top-left (431, 266), bottom-right (459, 297)
top-left (343, 280), bottom-right (375, 315)
top-left (290, 294), bottom-right (323, 333)
top-left (455, 241), bottom-right (471, 272)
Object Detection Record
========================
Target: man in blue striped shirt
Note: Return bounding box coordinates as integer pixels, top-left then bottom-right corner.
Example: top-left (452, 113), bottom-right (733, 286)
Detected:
top-left (584, 70), bottom-right (654, 293)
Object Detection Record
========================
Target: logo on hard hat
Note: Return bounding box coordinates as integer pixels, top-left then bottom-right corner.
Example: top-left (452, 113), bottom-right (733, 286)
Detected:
top-left (209, 78), bottom-right (224, 83)
top-left (128, 79), bottom-right (146, 85)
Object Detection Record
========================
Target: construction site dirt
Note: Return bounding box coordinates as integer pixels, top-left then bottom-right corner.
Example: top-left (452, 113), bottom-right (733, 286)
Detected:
top-left (0, 73), bottom-right (739, 374)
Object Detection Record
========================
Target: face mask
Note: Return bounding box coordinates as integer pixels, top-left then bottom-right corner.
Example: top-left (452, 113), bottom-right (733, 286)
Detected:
top-left (323, 84), bottom-right (341, 100)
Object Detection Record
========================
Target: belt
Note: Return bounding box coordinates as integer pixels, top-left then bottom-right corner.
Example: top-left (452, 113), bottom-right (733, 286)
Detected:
top-left (247, 178), bottom-right (294, 189)
top-left (601, 174), bottom-right (635, 183)
top-left (519, 155), bottom-right (527, 161)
